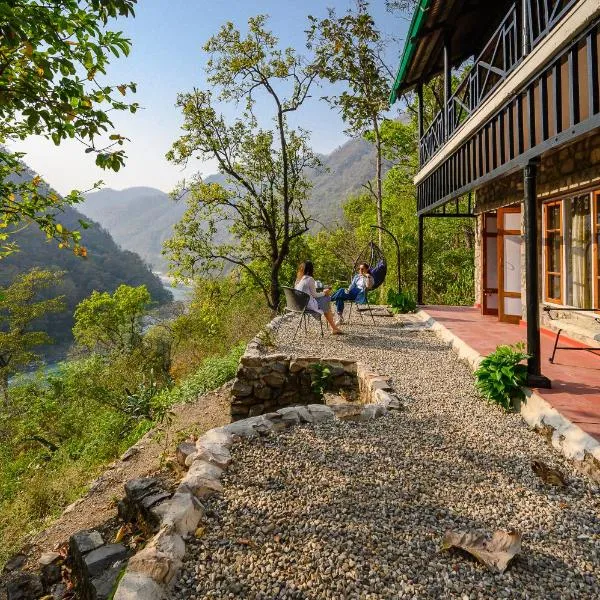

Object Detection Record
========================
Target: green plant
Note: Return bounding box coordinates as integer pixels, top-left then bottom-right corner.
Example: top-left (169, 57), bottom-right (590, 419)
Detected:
top-left (387, 289), bottom-right (417, 313)
top-left (475, 343), bottom-right (530, 410)
top-left (311, 363), bottom-right (332, 398)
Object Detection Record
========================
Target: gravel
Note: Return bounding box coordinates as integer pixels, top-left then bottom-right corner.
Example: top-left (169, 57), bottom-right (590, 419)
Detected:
top-left (169, 315), bottom-right (600, 599)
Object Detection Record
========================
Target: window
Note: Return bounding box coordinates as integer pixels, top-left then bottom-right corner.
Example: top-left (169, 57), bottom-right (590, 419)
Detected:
top-left (564, 195), bottom-right (592, 308)
top-left (544, 201), bottom-right (562, 303)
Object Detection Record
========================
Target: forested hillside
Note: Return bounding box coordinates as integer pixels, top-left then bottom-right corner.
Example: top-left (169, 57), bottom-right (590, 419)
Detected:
top-left (80, 137), bottom-right (388, 269)
top-left (0, 204), bottom-right (172, 361)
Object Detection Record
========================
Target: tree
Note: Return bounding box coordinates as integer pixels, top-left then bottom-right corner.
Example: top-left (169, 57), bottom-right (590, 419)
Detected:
top-left (0, 0), bottom-right (138, 256)
top-left (73, 284), bottom-right (150, 354)
top-left (0, 269), bottom-right (65, 402)
top-left (165, 15), bottom-right (320, 312)
top-left (308, 0), bottom-right (393, 245)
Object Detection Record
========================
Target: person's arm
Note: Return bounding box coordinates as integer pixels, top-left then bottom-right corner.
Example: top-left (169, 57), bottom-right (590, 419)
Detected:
top-left (307, 277), bottom-right (325, 298)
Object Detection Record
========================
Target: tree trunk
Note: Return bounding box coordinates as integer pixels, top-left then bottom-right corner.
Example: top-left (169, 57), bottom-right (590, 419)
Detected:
top-left (270, 263), bottom-right (282, 315)
top-left (374, 118), bottom-right (384, 248)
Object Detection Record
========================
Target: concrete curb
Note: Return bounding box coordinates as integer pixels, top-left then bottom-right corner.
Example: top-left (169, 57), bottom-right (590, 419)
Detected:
top-left (415, 309), bottom-right (600, 482)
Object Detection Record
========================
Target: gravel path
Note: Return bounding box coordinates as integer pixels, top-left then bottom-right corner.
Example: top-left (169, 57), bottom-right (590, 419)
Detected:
top-left (170, 315), bottom-right (600, 599)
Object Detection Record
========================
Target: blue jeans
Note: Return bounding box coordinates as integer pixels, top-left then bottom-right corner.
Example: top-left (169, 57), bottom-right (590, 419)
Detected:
top-left (331, 287), bottom-right (358, 314)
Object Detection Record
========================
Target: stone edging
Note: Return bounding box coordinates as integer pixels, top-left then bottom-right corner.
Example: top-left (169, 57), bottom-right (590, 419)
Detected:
top-left (113, 386), bottom-right (401, 599)
top-left (414, 309), bottom-right (600, 482)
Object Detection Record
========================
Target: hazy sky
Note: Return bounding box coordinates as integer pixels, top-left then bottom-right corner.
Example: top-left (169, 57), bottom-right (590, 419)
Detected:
top-left (11, 1), bottom-right (410, 196)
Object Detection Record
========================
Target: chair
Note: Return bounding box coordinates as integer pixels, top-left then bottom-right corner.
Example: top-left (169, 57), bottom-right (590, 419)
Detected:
top-left (281, 286), bottom-right (324, 342)
top-left (346, 244), bottom-right (388, 326)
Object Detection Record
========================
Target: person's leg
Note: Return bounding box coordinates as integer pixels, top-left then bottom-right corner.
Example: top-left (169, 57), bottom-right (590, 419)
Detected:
top-left (324, 309), bottom-right (342, 333)
top-left (331, 289), bottom-right (346, 315)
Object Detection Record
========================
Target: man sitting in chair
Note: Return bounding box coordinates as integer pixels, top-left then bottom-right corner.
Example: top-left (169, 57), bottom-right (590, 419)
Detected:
top-left (332, 262), bottom-right (374, 325)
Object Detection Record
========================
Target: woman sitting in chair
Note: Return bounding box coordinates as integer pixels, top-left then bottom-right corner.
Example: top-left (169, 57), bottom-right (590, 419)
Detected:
top-left (295, 261), bottom-right (343, 335)
top-left (332, 263), bottom-right (374, 325)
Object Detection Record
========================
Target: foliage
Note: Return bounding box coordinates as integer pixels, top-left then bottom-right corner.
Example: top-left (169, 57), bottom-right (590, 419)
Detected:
top-left (73, 284), bottom-right (151, 353)
top-left (0, 198), bottom-right (172, 361)
top-left (475, 343), bottom-right (530, 410)
top-left (387, 289), bottom-right (416, 313)
top-left (165, 15), bottom-right (320, 312)
top-left (0, 0), bottom-right (139, 255)
top-left (308, 0), bottom-right (393, 241)
top-left (165, 343), bottom-right (245, 406)
top-left (311, 362), bottom-right (332, 398)
top-left (0, 269), bottom-right (64, 401)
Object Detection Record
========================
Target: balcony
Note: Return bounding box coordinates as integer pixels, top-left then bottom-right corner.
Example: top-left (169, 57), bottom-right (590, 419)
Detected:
top-left (419, 0), bottom-right (579, 167)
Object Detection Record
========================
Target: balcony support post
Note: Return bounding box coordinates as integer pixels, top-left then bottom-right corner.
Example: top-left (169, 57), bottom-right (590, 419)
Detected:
top-left (443, 33), bottom-right (451, 140)
top-left (417, 83), bottom-right (424, 166)
top-left (417, 214), bottom-right (424, 305)
top-left (521, 0), bottom-right (530, 56)
top-left (523, 158), bottom-right (551, 388)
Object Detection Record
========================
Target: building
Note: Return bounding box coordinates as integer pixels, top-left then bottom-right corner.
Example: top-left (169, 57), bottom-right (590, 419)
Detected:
top-left (391, 0), bottom-right (600, 385)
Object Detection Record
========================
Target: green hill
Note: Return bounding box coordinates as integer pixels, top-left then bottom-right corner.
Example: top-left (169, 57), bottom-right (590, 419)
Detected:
top-left (80, 137), bottom-right (389, 270)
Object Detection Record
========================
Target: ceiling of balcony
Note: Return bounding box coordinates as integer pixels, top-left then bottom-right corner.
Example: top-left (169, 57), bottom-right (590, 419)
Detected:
top-left (391, 0), bottom-right (514, 98)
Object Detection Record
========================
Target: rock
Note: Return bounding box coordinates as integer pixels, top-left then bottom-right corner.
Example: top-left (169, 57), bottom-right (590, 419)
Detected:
top-left (306, 404), bottom-right (335, 422)
top-left (39, 551), bottom-right (62, 586)
top-left (193, 443), bottom-right (232, 469)
top-left (5, 572), bottom-right (44, 600)
top-left (374, 389), bottom-right (402, 410)
top-left (248, 403), bottom-right (265, 416)
top-left (128, 528), bottom-right (185, 584)
top-left (359, 403), bottom-right (387, 421)
top-left (179, 474), bottom-right (223, 499)
top-left (176, 441), bottom-right (197, 466)
top-left (264, 371), bottom-right (287, 387)
top-left (187, 460), bottom-right (223, 480)
top-left (224, 416), bottom-right (274, 438)
top-left (154, 492), bottom-right (204, 536)
top-left (120, 446), bottom-right (139, 461)
top-left (330, 403), bottom-right (364, 421)
top-left (119, 478), bottom-right (172, 529)
top-left (199, 428), bottom-right (235, 449)
top-left (90, 562), bottom-right (128, 600)
top-left (112, 572), bottom-right (164, 600)
top-left (231, 380), bottom-right (253, 397)
top-left (253, 383), bottom-right (272, 400)
top-left (70, 530), bottom-right (104, 564)
top-left (84, 544), bottom-right (129, 579)
top-left (3, 554), bottom-right (26, 572)
top-left (277, 406), bottom-right (312, 424)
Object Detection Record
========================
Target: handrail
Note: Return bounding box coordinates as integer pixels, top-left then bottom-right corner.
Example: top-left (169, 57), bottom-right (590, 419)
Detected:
top-left (418, 0), bottom-right (579, 168)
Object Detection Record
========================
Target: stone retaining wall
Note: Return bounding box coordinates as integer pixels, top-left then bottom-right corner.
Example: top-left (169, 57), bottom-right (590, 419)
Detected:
top-left (230, 316), bottom-right (397, 420)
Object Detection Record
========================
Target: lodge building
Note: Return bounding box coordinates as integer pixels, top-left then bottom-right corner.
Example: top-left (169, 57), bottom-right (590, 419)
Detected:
top-left (391, 0), bottom-right (600, 385)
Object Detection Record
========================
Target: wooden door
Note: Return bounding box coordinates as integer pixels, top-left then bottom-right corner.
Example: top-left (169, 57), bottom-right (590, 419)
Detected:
top-left (482, 212), bottom-right (498, 315)
top-left (497, 206), bottom-right (522, 324)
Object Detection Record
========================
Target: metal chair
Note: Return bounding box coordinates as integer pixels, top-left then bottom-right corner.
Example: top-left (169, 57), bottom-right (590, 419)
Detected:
top-left (281, 286), bottom-right (324, 342)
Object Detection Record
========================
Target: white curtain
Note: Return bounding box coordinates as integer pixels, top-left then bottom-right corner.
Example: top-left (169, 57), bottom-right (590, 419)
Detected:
top-left (570, 197), bottom-right (591, 308)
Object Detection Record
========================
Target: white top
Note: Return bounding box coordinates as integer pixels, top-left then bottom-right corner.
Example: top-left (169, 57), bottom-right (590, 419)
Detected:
top-left (295, 275), bottom-right (325, 314)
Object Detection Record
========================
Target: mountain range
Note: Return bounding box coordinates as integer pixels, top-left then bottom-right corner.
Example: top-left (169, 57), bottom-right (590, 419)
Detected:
top-left (80, 137), bottom-right (387, 270)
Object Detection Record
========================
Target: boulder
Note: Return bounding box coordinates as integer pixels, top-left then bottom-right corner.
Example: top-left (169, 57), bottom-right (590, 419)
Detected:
top-left (118, 478), bottom-right (172, 529)
top-left (175, 441), bottom-right (196, 466)
top-left (306, 404), bottom-right (335, 423)
top-left (359, 403), bottom-right (387, 421)
top-left (84, 544), bottom-right (129, 579)
top-left (277, 406), bottom-right (312, 424)
top-left (39, 551), bottom-right (63, 586)
top-left (224, 415), bottom-right (274, 438)
top-left (5, 572), bottom-right (44, 600)
top-left (231, 379), bottom-right (253, 397)
top-left (112, 572), bottom-right (164, 600)
top-left (199, 427), bottom-right (235, 449)
top-left (264, 371), bottom-right (286, 387)
top-left (154, 492), bottom-right (204, 537)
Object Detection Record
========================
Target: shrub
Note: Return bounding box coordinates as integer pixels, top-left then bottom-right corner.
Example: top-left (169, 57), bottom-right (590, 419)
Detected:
top-left (311, 363), bottom-right (332, 398)
top-left (475, 343), bottom-right (529, 410)
top-left (387, 289), bottom-right (417, 313)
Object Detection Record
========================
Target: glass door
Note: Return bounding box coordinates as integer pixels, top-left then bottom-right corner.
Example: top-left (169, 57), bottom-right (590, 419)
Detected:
top-left (497, 206), bottom-right (522, 323)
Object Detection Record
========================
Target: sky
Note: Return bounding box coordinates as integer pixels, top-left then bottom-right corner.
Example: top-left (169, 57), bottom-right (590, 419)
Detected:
top-left (11, 1), bottom-right (410, 196)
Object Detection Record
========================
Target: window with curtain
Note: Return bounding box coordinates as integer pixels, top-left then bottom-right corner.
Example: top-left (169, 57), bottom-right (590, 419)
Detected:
top-left (564, 195), bottom-right (592, 308)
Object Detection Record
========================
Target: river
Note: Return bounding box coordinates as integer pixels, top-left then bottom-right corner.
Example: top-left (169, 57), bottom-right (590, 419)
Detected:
top-left (154, 272), bottom-right (193, 303)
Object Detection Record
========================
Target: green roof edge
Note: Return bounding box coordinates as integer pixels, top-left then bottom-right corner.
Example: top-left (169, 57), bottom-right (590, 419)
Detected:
top-left (389, 0), bottom-right (432, 105)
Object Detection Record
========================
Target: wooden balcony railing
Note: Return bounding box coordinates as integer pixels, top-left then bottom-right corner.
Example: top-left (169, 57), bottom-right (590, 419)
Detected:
top-left (419, 0), bottom-right (579, 167)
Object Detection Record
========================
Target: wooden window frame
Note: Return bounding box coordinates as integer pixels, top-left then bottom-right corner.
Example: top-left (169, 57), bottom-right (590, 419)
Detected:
top-left (594, 191), bottom-right (600, 309)
top-left (544, 200), bottom-right (563, 304)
